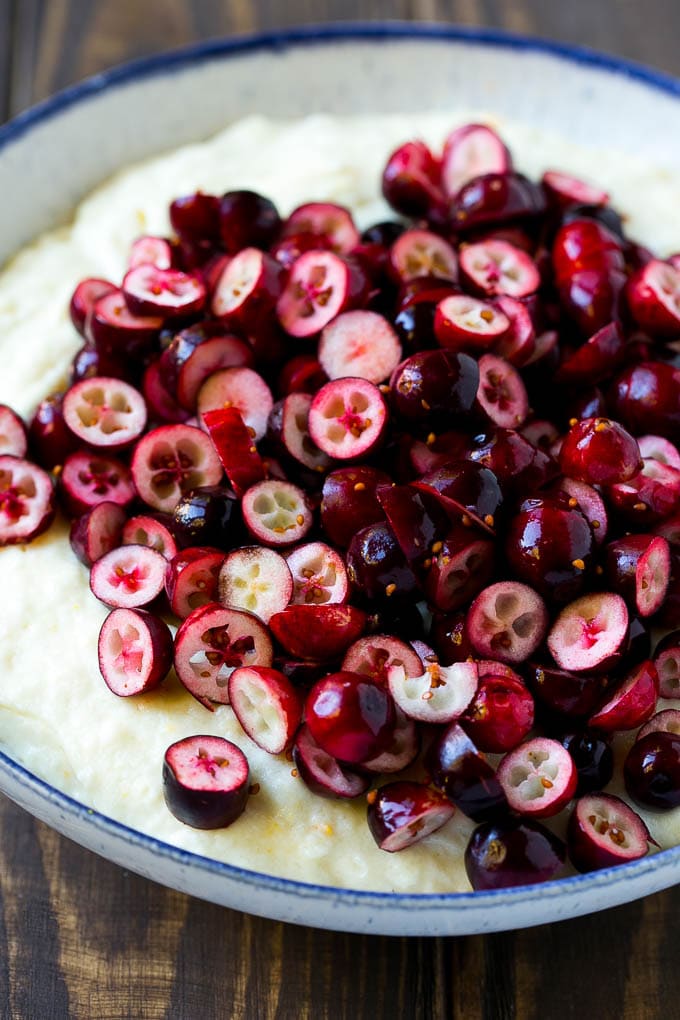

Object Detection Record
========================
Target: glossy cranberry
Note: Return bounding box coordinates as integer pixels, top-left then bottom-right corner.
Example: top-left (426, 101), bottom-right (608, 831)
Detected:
top-left (559, 417), bottom-right (642, 486)
top-left (376, 484), bottom-right (450, 570)
top-left (393, 294), bottom-right (452, 354)
top-left (320, 466), bottom-right (391, 548)
top-left (414, 460), bottom-right (503, 534)
top-left (171, 486), bottom-right (243, 550)
top-left (604, 534), bottom-right (671, 618)
top-left (70, 343), bottom-right (129, 385)
top-left (560, 731), bottom-right (614, 795)
top-left (450, 172), bottom-right (546, 233)
top-left (346, 521), bottom-right (419, 604)
top-left (304, 671), bottom-right (395, 764)
top-left (381, 140), bottom-right (446, 221)
top-left (465, 818), bottom-right (565, 890)
top-left (277, 353), bottom-right (328, 397)
top-left (552, 219), bottom-right (625, 282)
top-left (557, 268), bottom-right (627, 335)
top-left (424, 723), bottom-right (507, 821)
top-left (567, 793), bottom-right (651, 872)
top-left (568, 386), bottom-right (608, 423)
top-left (556, 321), bottom-right (626, 385)
top-left (28, 392), bottom-right (79, 469)
top-left (429, 610), bottom-right (476, 665)
top-left (610, 362), bottom-right (680, 442)
top-left (526, 663), bottom-right (609, 719)
top-left (624, 731), bottom-right (680, 810)
top-left (219, 190), bottom-right (281, 253)
top-left (606, 458), bottom-right (680, 525)
top-left (467, 428), bottom-right (559, 499)
top-left (504, 497), bottom-right (595, 604)
top-left (461, 674), bottom-right (534, 753)
top-left (390, 350), bottom-right (479, 428)
top-left (169, 191), bottom-right (221, 243)
top-left (361, 221), bottom-right (406, 247)
top-left (560, 204), bottom-right (626, 242)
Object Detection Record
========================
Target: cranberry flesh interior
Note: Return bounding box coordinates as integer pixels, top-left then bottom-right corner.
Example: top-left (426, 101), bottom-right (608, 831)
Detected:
top-left (567, 793), bottom-right (651, 872)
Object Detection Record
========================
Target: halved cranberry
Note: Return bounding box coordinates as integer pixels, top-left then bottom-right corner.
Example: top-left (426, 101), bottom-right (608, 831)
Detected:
top-left (505, 497), bottom-right (595, 604)
top-left (459, 240), bottom-right (540, 298)
top-left (589, 659), bottom-right (659, 732)
top-left (497, 737), bottom-right (577, 818)
top-left (308, 377), bottom-right (387, 460)
top-left (465, 818), bottom-right (565, 890)
top-left (475, 353), bottom-right (529, 429)
top-left (276, 250), bottom-right (367, 338)
top-left (430, 610), bottom-right (476, 665)
top-left (542, 170), bottom-right (609, 209)
top-left (389, 349), bottom-right (479, 427)
top-left (490, 295), bottom-right (536, 366)
top-left (611, 362), bottom-right (680, 442)
top-left (547, 592), bottom-right (629, 674)
top-left (171, 485), bottom-right (242, 550)
top-left (361, 706), bottom-right (420, 774)
top-left (624, 731), bottom-right (680, 810)
top-left (414, 460), bottom-right (503, 535)
top-left (654, 630), bottom-right (680, 699)
top-left (284, 201), bottom-right (360, 254)
top-left (241, 479), bottom-right (313, 548)
top-left (277, 353), bottom-right (328, 397)
top-left (122, 513), bottom-right (177, 560)
top-left (0, 405), bottom-right (27, 458)
top-left (466, 581), bottom-right (548, 665)
top-left (219, 190), bottom-right (280, 252)
top-left (381, 140), bottom-right (446, 220)
top-left (626, 259), bottom-right (680, 336)
top-left (174, 602), bottom-right (273, 708)
top-left (292, 724), bottom-right (369, 799)
top-left (304, 670), bottom-right (394, 764)
top-left (559, 417), bottom-right (642, 486)
top-left (98, 607), bottom-right (173, 696)
top-left (450, 172), bottom-right (546, 233)
top-left (165, 546), bottom-right (225, 619)
top-left (526, 662), bottom-right (608, 720)
top-left (388, 659), bottom-right (478, 724)
top-left (0, 456), bottom-right (55, 545)
top-left (638, 709), bottom-right (680, 741)
top-left (556, 478), bottom-right (608, 545)
top-left (320, 466), bottom-right (390, 548)
top-left (604, 534), bottom-right (671, 618)
top-left (388, 229), bottom-right (457, 284)
top-left (69, 501), bottom-right (127, 567)
top-left (606, 458), bottom-right (680, 525)
top-left (557, 322), bottom-right (625, 387)
top-left (567, 793), bottom-right (651, 872)
top-left (269, 604), bottom-right (366, 661)
top-left (218, 545), bottom-right (292, 624)
top-left (69, 277), bottom-right (117, 336)
top-left (160, 324), bottom-right (253, 412)
top-left (424, 525), bottom-right (495, 612)
top-left (346, 521), bottom-right (419, 604)
top-left (228, 665), bottom-right (302, 754)
top-left (210, 247), bottom-right (283, 332)
top-left (461, 673), bottom-right (534, 753)
top-left (197, 366), bottom-right (273, 443)
top-left (90, 544), bottom-right (166, 609)
top-left (425, 723), bottom-right (507, 822)
top-left (318, 310), bottom-right (402, 385)
top-left (131, 424), bottom-right (223, 513)
top-left (163, 735), bottom-right (250, 829)
top-left (267, 393), bottom-right (330, 477)
top-left (142, 360), bottom-right (192, 424)
top-left (433, 293), bottom-right (510, 352)
top-left (60, 451), bottom-right (135, 516)
top-left (341, 634), bottom-right (422, 685)
top-left (367, 782), bottom-right (455, 852)
top-left (638, 434), bottom-right (680, 470)
top-left (285, 541), bottom-right (348, 606)
top-left (62, 376), bottom-right (147, 450)
top-left (127, 235), bottom-right (174, 271)
top-left (122, 265), bottom-right (206, 319)
top-left (440, 123), bottom-right (512, 199)
top-left (90, 289), bottom-right (163, 361)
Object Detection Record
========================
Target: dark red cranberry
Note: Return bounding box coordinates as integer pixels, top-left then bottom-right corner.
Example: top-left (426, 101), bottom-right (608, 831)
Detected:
top-left (320, 466), bottom-right (391, 548)
top-left (552, 219), bottom-right (625, 281)
top-left (504, 497), bottom-right (595, 604)
top-left (424, 723), bottom-right (507, 821)
top-left (559, 417), bottom-right (642, 486)
top-left (218, 190), bottom-right (281, 253)
top-left (389, 350), bottom-right (479, 428)
top-left (169, 192), bottom-right (221, 243)
top-left (381, 140), bottom-right (446, 221)
top-left (461, 674), bottom-right (534, 753)
top-left (560, 731), bottom-right (614, 795)
top-left (304, 671), bottom-right (395, 764)
top-left (610, 362), bottom-right (680, 442)
top-left (429, 611), bottom-right (476, 665)
top-left (171, 486), bottom-right (243, 550)
top-left (361, 221), bottom-right (406, 247)
top-left (467, 428), bottom-right (559, 499)
top-left (346, 521), bottom-right (419, 605)
top-left (624, 731), bottom-right (680, 810)
top-left (557, 268), bottom-right (627, 335)
top-left (450, 172), bottom-right (546, 233)
top-left (28, 392), bottom-right (79, 469)
top-left (526, 663), bottom-right (609, 720)
top-left (465, 818), bottom-right (565, 890)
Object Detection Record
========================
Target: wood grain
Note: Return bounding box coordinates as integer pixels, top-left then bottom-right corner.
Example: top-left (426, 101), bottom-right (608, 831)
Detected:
top-left (2, 2), bottom-right (680, 1018)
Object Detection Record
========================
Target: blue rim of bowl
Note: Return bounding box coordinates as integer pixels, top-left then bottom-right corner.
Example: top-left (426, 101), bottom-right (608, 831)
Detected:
top-left (1, 21), bottom-right (679, 913)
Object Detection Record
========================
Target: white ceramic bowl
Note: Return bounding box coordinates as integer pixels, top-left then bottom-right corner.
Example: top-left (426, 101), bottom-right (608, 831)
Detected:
top-left (2, 24), bottom-right (680, 935)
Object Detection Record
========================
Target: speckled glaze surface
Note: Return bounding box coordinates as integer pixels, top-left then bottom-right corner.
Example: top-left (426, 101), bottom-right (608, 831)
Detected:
top-left (2, 24), bottom-right (680, 935)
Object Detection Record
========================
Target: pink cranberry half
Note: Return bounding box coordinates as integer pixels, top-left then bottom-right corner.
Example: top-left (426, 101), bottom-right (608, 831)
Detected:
top-left (0, 456), bottom-right (55, 546)
top-left (466, 581), bottom-right (548, 665)
top-left (497, 737), bottom-right (577, 818)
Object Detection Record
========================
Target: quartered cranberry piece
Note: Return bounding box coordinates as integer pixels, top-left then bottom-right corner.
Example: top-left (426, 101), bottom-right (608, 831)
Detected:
top-left (0, 456), bottom-right (55, 546)
top-left (163, 735), bottom-right (250, 829)
top-left (202, 407), bottom-right (267, 498)
top-left (174, 602), bottom-right (273, 708)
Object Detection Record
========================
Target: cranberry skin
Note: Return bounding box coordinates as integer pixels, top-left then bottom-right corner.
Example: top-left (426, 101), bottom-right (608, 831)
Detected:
top-left (170, 192), bottom-right (221, 243)
top-left (611, 362), bottom-right (680, 443)
top-left (557, 268), bottom-right (627, 336)
top-left (425, 723), bottom-right (508, 822)
top-left (552, 219), bottom-right (625, 282)
top-left (430, 611), bottom-right (476, 665)
top-left (467, 428), bottom-right (559, 499)
top-left (560, 731), bottom-right (614, 795)
top-left (320, 466), bottom-right (391, 548)
top-left (219, 190), bottom-right (281, 253)
top-left (461, 676), bottom-right (535, 753)
top-left (361, 221), bottom-right (406, 247)
top-left (172, 486), bottom-right (244, 550)
top-left (305, 671), bottom-right (395, 764)
top-left (393, 296), bottom-right (447, 354)
top-left (561, 204), bottom-right (626, 243)
top-left (381, 140), bottom-right (446, 221)
top-left (559, 417), bottom-right (642, 486)
top-left (450, 173), bottom-right (546, 234)
top-left (526, 663), bottom-right (609, 720)
top-left (389, 350), bottom-right (479, 428)
top-left (346, 521), bottom-right (419, 604)
top-left (504, 498), bottom-right (595, 604)
top-left (465, 818), bottom-right (566, 890)
top-left (624, 732), bottom-right (680, 810)
top-left (416, 461), bottom-right (503, 533)
top-left (28, 392), bottom-right (80, 469)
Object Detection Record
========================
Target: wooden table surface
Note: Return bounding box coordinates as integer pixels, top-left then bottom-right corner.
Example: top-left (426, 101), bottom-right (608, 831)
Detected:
top-left (1, 2), bottom-right (680, 1017)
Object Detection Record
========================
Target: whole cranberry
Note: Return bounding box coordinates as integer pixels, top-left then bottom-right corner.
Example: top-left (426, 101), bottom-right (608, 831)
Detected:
top-left (504, 497), bottom-right (595, 603)
top-left (219, 190), bottom-right (281, 252)
top-left (559, 417), bottom-right (642, 485)
top-left (305, 671), bottom-right (395, 764)
top-left (169, 191), bottom-right (221, 243)
top-left (552, 219), bottom-right (625, 282)
top-left (429, 611), bottom-right (476, 665)
top-left (465, 818), bottom-right (565, 890)
top-left (390, 349), bottom-right (479, 427)
top-left (610, 362), bottom-right (680, 443)
top-left (624, 731), bottom-right (680, 810)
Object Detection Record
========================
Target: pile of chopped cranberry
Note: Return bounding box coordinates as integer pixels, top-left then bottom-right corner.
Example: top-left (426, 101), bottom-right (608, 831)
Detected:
top-left (3, 121), bottom-right (680, 889)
